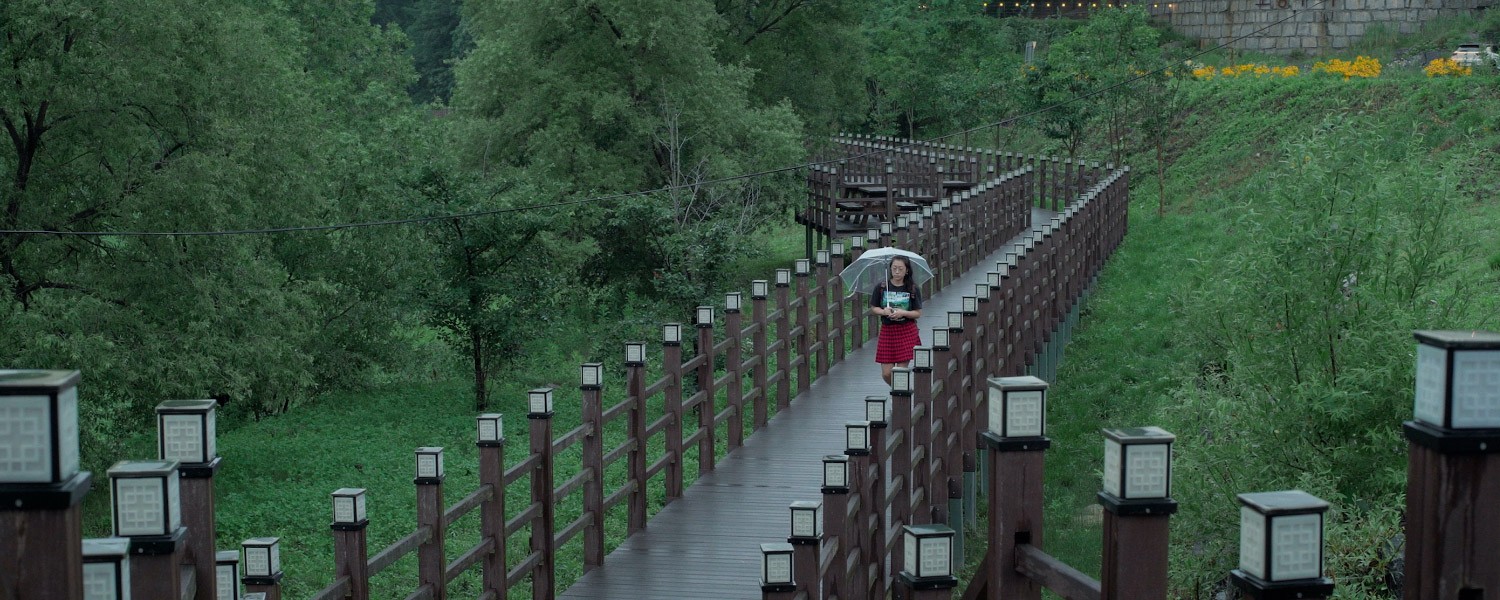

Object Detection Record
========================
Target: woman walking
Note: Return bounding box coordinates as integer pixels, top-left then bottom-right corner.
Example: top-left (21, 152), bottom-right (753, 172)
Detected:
top-left (869, 256), bottom-right (923, 384)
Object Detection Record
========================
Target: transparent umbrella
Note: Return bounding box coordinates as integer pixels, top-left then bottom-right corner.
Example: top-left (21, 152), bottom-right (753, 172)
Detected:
top-left (837, 248), bottom-right (934, 299)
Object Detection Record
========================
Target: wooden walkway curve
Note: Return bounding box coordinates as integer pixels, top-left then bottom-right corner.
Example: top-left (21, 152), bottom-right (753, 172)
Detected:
top-left (560, 210), bottom-right (1054, 599)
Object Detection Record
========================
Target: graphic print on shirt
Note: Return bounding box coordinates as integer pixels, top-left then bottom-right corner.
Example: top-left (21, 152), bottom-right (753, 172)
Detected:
top-left (883, 290), bottom-right (912, 312)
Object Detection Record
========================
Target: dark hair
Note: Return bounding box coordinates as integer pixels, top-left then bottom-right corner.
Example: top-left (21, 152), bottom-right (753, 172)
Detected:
top-left (889, 256), bottom-right (912, 283)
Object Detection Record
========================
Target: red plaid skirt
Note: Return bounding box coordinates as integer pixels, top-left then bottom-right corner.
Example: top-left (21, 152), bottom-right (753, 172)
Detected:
top-left (875, 320), bottom-right (921, 364)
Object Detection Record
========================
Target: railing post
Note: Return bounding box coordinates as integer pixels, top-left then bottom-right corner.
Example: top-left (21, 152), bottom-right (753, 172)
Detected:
top-left (663, 326), bottom-right (685, 500)
top-left (788, 500), bottom-right (823, 600)
top-left (912, 347), bottom-right (936, 524)
top-left (846, 421), bottom-right (874, 600)
top-left (893, 524), bottom-right (957, 600)
top-left (961, 300), bottom-right (982, 532)
top-left (415, 446), bottom-right (447, 599)
top-left (890, 374), bottom-right (915, 580)
top-left (981, 376), bottom-right (1049, 600)
top-left (581, 362), bottom-right (605, 569)
top-left (1098, 427), bottom-right (1177, 599)
top-left (775, 269), bottom-right (793, 410)
top-left (794, 259), bottom-right (812, 393)
top-left (726, 294), bottom-right (746, 449)
top-left (331, 487), bottom-right (371, 600)
top-left (110, 460), bottom-right (189, 600)
top-left (831, 242), bottom-right (848, 362)
top-left (1402, 330), bottom-right (1500, 599)
top-left (848, 239), bottom-right (867, 349)
top-left (242, 537), bottom-right (284, 600)
top-left (815, 250), bottom-right (831, 379)
top-left (155, 399), bottom-right (221, 600)
top-left (623, 344), bottom-right (648, 535)
top-left (751, 282), bottom-right (771, 429)
top-left (477, 414), bottom-right (507, 594)
top-left (941, 313), bottom-right (967, 568)
top-left (822, 455), bottom-right (852, 600)
top-left (695, 306), bottom-right (717, 474)
top-left (0, 370), bottom-right (87, 600)
top-left (528, 393), bottom-right (556, 600)
top-left (868, 419), bottom-right (887, 600)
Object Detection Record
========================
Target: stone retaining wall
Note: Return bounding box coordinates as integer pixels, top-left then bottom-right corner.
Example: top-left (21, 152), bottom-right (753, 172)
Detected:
top-left (1146, 0), bottom-right (1488, 54)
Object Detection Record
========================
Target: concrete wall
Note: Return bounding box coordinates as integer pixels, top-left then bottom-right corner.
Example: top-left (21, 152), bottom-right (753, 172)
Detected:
top-left (1145, 0), bottom-right (1488, 54)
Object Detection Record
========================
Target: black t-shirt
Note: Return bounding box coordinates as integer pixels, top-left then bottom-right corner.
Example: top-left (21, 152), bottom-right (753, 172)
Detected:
top-left (870, 281), bottom-right (922, 325)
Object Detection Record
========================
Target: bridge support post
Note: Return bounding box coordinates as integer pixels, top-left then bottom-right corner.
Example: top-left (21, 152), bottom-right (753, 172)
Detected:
top-left (822, 456), bottom-right (851, 600)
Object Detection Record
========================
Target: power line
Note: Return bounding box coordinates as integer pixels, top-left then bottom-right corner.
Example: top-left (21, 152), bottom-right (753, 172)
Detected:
top-left (1, 2), bottom-right (1325, 238)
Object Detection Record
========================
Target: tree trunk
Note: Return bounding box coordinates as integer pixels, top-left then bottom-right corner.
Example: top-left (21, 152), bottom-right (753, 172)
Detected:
top-left (471, 329), bottom-right (488, 411)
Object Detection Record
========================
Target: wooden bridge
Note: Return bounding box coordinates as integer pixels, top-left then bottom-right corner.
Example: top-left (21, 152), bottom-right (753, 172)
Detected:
top-left (4, 137), bottom-right (1495, 600)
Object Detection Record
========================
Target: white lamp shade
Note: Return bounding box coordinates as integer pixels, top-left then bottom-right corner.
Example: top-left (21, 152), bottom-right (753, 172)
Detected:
top-left (902, 524), bottom-right (954, 579)
top-left (242, 538), bottom-right (281, 578)
top-left (776, 269), bottom-right (791, 286)
top-left (625, 342), bottom-right (646, 365)
top-left (896, 215), bottom-right (908, 229)
top-left (580, 363), bottom-right (603, 387)
top-left (332, 488), bottom-right (367, 524)
top-left (892, 369), bottom-right (912, 393)
top-left (880, 222), bottom-right (892, 235)
top-left (947, 312), bottom-right (963, 330)
top-left (725, 293), bottom-right (742, 312)
top-left (851, 236), bottom-right (865, 249)
top-left (822, 455), bottom-right (848, 488)
top-left (1237, 490), bottom-right (1328, 582)
top-left (415, 447), bottom-right (444, 479)
top-left (752, 280), bottom-right (769, 298)
top-left (1413, 330), bottom-right (1500, 429)
top-left (816, 250), bottom-right (830, 265)
top-left (477, 413), bottom-right (503, 443)
top-left (866, 229), bottom-right (880, 242)
top-left (789, 500), bottom-right (822, 538)
top-left (696, 306), bottom-right (714, 327)
top-left (215, 550), bottom-right (240, 600)
top-left (664, 323), bottom-right (682, 344)
top-left (975, 284), bottom-right (989, 299)
top-left (760, 542), bottom-right (795, 585)
top-left (831, 241), bottom-right (845, 256)
top-left (82, 538), bottom-right (130, 600)
top-left (987, 376), bottom-right (1047, 438)
top-left (108, 460), bottom-right (182, 537)
top-left (931, 328), bottom-right (950, 349)
top-left (845, 422), bottom-right (870, 452)
top-left (0, 370), bottom-right (81, 483)
top-left (963, 297), bottom-right (978, 314)
top-left (795, 259), bottom-right (810, 275)
top-left (865, 395), bottom-right (888, 423)
top-left (156, 399), bottom-right (217, 465)
top-left (528, 388), bottom-right (554, 414)
top-left (913, 347), bottom-right (932, 370)
top-left (1102, 427), bottom-right (1174, 499)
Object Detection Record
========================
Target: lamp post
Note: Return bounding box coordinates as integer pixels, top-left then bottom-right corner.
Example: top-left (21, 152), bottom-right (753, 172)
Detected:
top-left (787, 500), bottom-right (822, 598)
top-left (982, 376), bottom-right (1051, 599)
top-left (1230, 491), bottom-right (1334, 599)
top-left (216, 549), bottom-right (241, 600)
top-left (329, 487), bottom-right (369, 599)
top-left (760, 542), bottom-right (796, 598)
top-left (897, 524), bottom-right (958, 598)
top-left (1099, 427), bottom-right (1177, 598)
top-left (242, 537), bottom-right (284, 600)
top-left (109, 459), bottom-right (188, 599)
top-left (0, 369), bottom-right (88, 600)
top-left (1403, 329), bottom-right (1500, 598)
top-left (82, 538), bottom-right (131, 600)
top-left (156, 398), bottom-right (222, 600)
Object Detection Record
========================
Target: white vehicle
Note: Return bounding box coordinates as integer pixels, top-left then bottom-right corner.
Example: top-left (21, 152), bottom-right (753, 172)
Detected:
top-left (1451, 43), bottom-right (1499, 69)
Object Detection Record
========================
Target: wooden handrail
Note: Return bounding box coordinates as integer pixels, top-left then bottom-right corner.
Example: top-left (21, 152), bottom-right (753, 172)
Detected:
top-left (1015, 545), bottom-right (1101, 600)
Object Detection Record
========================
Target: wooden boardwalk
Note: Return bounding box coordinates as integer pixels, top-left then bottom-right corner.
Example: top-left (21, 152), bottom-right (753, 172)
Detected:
top-left (561, 212), bottom-right (1052, 598)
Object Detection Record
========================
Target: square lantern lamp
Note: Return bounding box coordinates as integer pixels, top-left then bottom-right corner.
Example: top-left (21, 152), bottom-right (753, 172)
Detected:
top-left (695, 306), bottom-right (715, 328)
top-left (896, 215), bottom-right (908, 230)
top-left (947, 311), bottom-right (963, 331)
top-left (913, 347), bottom-right (933, 371)
top-left (776, 269), bottom-right (792, 288)
top-left (987, 272), bottom-right (1001, 289)
top-left (975, 284), bottom-right (990, 301)
top-left (850, 236), bottom-right (865, 250)
top-left (845, 421), bottom-right (871, 455)
top-left (822, 455), bottom-right (849, 491)
top-left (216, 549), bottom-right (241, 600)
top-left (751, 280), bottom-right (769, 300)
top-left (986, 376), bottom-right (1047, 439)
top-left (528, 390), bottom-right (552, 417)
top-left (789, 500), bottom-right (823, 539)
top-left (477, 413), bottom-right (504, 445)
top-left (815, 249), bottom-right (830, 266)
top-left (82, 538), bottom-right (131, 600)
top-left (332, 487), bottom-right (368, 528)
top-left (902, 524), bottom-right (957, 583)
top-left (1102, 427), bottom-right (1175, 501)
top-left (242, 537), bottom-right (281, 581)
top-left (725, 292), bottom-right (742, 314)
top-left (156, 399), bottom-right (217, 465)
top-left (580, 363), bottom-right (603, 389)
top-left (760, 542), bottom-right (796, 591)
top-left (625, 342), bottom-right (646, 367)
top-left (941, 198), bottom-right (951, 211)
top-left (794, 259), bottom-right (810, 277)
top-left (866, 228), bottom-right (880, 244)
top-left (962, 296), bottom-right (978, 315)
top-left (1411, 330), bottom-right (1500, 431)
top-left (1051, 217), bottom-right (1063, 231)
top-left (922, 206), bottom-right (933, 220)
top-left (0, 369), bottom-right (81, 484)
top-left (931, 328), bottom-right (950, 351)
top-left (664, 323), bottom-right (683, 346)
top-left (865, 394), bottom-right (889, 425)
top-left (1233, 490), bottom-right (1333, 593)
top-left (891, 368), bottom-right (913, 395)
top-left (415, 447), bottom-right (444, 482)
top-left (880, 222), bottom-right (893, 236)
top-left (108, 460), bottom-right (182, 537)
top-left (831, 241), bottom-right (845, 257)
top-left (1024, 236), bottom-right (1036, 251)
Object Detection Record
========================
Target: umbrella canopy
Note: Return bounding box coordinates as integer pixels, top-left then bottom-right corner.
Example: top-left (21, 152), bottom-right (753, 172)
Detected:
top-left (837, 247), bottom-right (934, 298)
